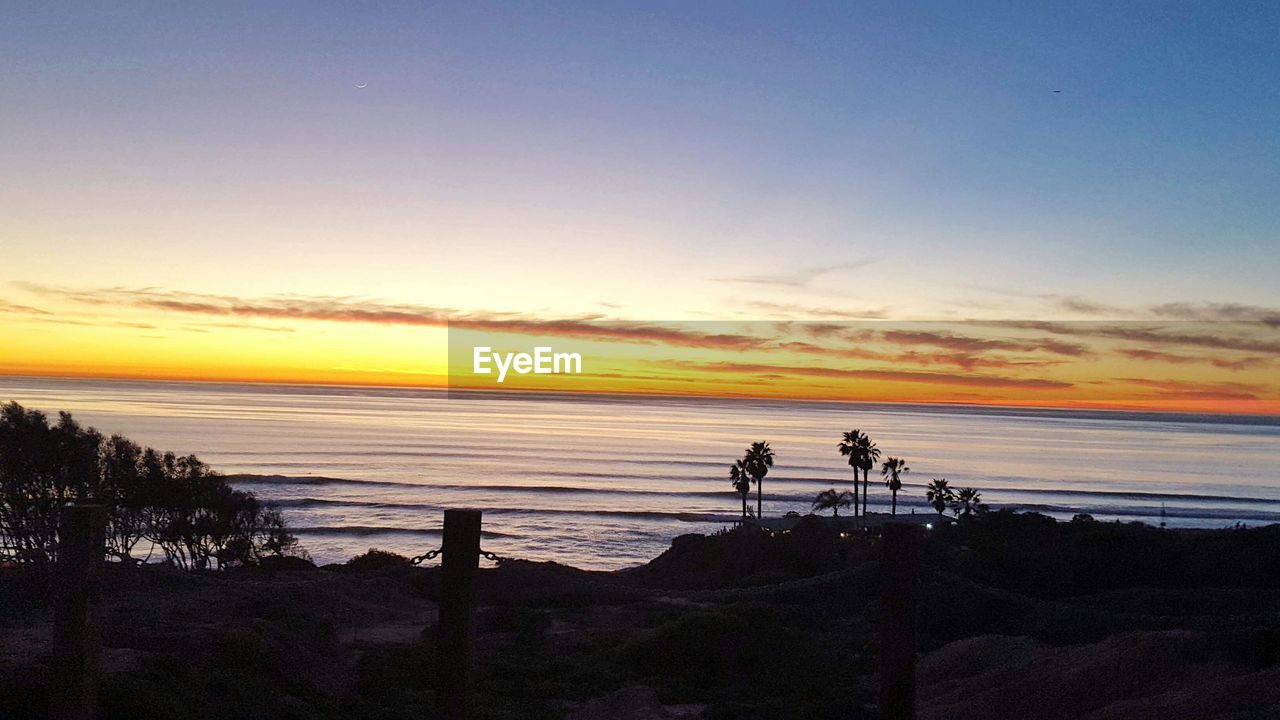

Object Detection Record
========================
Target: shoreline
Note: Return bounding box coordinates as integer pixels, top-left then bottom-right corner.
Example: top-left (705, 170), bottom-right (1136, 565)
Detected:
top-left (224, 472), bottom-right (1280, 569)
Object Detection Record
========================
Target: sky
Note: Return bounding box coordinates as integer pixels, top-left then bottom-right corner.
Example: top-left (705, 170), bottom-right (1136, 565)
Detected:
top-left (2, 2), bottom-right (1278, 410)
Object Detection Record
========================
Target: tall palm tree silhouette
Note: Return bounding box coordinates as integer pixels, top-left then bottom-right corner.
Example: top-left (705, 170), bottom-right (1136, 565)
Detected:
top-left (881, 457), bottom-right (909, 515)
top-left (858, 434), bottom-right (881, 517)
top-left (837, 430), bottom-right (866, 519)
top-left (953, 487), bottom-right (983, 517)
top-left (729, 459), bottom-right (751, 519)
top-left (744, 441), bottom-right (775, 521)
top-left (812, 488), bottom-right (854, 517)
top-left (925, 478), bottom-right (954, 517)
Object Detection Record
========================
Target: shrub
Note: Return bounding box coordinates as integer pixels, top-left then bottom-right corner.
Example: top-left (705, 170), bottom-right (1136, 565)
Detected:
top-left (345, 548), bottom-right (412, 572)
top-left (0, 402), bottom-right (300, 571)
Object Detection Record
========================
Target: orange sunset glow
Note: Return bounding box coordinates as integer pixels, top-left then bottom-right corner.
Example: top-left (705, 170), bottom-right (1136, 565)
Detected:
top-left (3, 3), bottom-right (1279, 415)
top-left (4, 282), bottom-right (1277, 414)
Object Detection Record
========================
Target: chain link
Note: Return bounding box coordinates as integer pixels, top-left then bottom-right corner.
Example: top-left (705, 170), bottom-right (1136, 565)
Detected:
top-left (407, 547), bottom-right (508, 565)
top-left (409, 548), bottom-right (442, 565)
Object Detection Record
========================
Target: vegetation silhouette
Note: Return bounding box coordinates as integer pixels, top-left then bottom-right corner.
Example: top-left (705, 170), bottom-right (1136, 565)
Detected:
top-left (953, 487), bottom-right (984, 517)
top-left (743, 441), bottom-right (774, 521)
top-left (837, 430), bottom-right (867, 519)
top-left (0, 402), bottom-right (299, 572)
top-left (925, 478), bottom-right (955, 517)
top-left (811, 488), bottom-right (854, 517)
top-left (728, 459), bottom-right (751, 519)
top-left (857, 433), bottom-right (881, 518)
top-left (880, 457), bottom-right (909, 515)
top-left (15, 403), bottom-right (1274, 719)
top-left (719, 435), bottom-right (972, 527)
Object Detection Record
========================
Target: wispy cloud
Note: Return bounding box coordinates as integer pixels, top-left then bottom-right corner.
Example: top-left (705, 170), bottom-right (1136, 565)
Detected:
top-left (768, 340), bottom-right (1065, 370)
top-left (1048, 295), bottom-right (1130, 316)
top-left (1148, 302), bottom-right (1280, 328)
top-left (1120, 378), bottom-right (1266, 401)
top-left (1118, 348), bottom-right (1271, 371)
top-left (1034, 292), bottom-right (1280, 327)
top-left (967, 287), bottom-right (1280, 328)
top-left (1003, 321), bottom-right (1280, 355)
top-left (712, 262), bottom-right (868, 288)
top-left (876, 329), bottom-right (1090, 357)
top-left (0, 298), bottom-right (52, 315)
top-left (666, 360), bottom-right (1074, 390)
top-left (189, 322), bottom-right (297, 333)
top-left (740, 300), bottom-right (891, 319)
top-left (459, 318), bottom-right (769, 349)
top-left (13, 283), bottom-right (770, 350)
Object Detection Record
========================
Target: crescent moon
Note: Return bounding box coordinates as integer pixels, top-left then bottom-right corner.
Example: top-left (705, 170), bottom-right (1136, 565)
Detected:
top-left (355, 83), bottom-right (367, 89)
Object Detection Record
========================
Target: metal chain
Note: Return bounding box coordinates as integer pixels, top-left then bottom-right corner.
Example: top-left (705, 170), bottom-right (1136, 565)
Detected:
top-left (407, 547), bottom-right (507, 565)
top-left (409, 548), bottom-right (442, 565)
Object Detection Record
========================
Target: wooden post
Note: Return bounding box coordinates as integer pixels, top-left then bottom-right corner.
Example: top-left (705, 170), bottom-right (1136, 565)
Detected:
top-left (878, 523), bottom-right (919, 720)
top-left (51, 503), bottom-right (107, 720)
top-left (436, 509), bottom-right (482, 720)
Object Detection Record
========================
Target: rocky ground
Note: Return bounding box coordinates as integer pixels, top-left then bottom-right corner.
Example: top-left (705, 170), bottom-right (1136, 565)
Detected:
top-left (3, 513), bottom-right (1280, 719)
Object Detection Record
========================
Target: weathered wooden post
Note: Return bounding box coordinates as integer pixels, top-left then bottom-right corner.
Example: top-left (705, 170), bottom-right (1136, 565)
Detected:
top-left (878, 523), bottom-right (919, 720)
top-left (436, 508), bottom-right (482, 720)
top-left (51, 503), bottom-right (107, 720)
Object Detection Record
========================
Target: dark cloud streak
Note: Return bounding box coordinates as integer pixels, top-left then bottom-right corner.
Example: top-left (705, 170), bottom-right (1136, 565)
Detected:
top-left (15, 283), bottom-right (770, 350)
top-left (1119, 348), bottom-right (1271, 371)
top-left (1004, 321), bottom-right (1280, 355)
top-left (666, 360), bottom-right (1074, 390)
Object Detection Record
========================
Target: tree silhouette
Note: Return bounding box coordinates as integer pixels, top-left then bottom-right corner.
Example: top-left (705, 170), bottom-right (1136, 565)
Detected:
top-left (858, 434), bottom-right (881, 517)
top-left (925, 478), bottom-right (955, 517)
top-left (881, 457), bottom-right (909, 515)
top-left (837, 430), bottom-right (865, 519)
top-left (812, 489), bottom-right (854, 517)
top-left (728, 459), bottom-right (751, 519)
top-left (743, 441), bottom-right (775, 521)
top-left (0, 402), bottom-right (299, 572)
top-left (953, 487), bottom-right (984, 517)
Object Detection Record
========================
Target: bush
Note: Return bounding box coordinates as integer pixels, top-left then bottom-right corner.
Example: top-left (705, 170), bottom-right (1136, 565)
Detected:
top-left (0, 402), bottom-right (301, 571)
top-left (345, 548), bottom-right (412, 572)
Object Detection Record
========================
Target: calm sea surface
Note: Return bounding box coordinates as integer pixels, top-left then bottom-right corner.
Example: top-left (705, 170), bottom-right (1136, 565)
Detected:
top-left (3, 376), bottom-right (1278, 570)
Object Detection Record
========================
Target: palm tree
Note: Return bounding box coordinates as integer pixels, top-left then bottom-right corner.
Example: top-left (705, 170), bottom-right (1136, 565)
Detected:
top-left (837, 430), bottom-right (866, 518)
top-left (729, 460), bottom-right (751, 519)
top-left (743, 441), bottom-right (775, 521)
top-left (812, 489), bottom-right (854, 517)
top-left (858, 434), bottom-right (881, 517)
top-left (881, 457), bottom-right (909, 515)
top-left (925, 478), bottom-right (955, 517)
top-left (952, 487), bottom-right (983, 517)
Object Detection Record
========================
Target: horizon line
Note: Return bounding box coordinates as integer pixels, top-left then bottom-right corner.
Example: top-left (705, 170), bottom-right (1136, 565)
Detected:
top-left (3, 369), bottom-right (1279, 420)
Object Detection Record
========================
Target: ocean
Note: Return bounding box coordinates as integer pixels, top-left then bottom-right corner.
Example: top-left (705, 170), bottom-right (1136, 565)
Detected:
top-left (2, 376), bottom-right (1278, 570)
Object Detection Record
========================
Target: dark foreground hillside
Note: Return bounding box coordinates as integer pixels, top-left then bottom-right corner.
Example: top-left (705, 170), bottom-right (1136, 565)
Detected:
top-left (3, 513), bottom-right (1280, 719)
